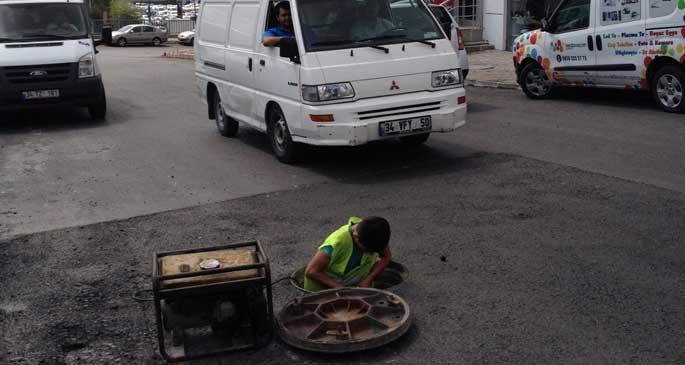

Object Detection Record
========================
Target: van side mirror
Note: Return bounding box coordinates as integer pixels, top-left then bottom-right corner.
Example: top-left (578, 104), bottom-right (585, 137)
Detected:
top-left (541, 19), bottom-right (549, 31)
top-left (278, 37), bottom-right (300, 64)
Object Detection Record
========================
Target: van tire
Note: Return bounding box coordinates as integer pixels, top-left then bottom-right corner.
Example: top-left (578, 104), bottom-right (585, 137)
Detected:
top-left (89, 97), bottom-right (107, 120)
top-left (651, 65), bottom-right (685, 113)
top-left (267, 105), bottom-right (299, 164)
top-left (520, 62), bottom-right (553, 99)
top-left (400, 133), bottom-right (430, 146)
top-left (117, 38), bottom-right (127, 47)
top-left (213, 92), bottom-right (238, 137)
top-left (152, 37), bottom-right (162, 47)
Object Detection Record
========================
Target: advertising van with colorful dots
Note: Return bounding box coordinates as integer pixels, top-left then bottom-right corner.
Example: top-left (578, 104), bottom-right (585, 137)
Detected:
top-left (513, 0), bottom-right (685, 113)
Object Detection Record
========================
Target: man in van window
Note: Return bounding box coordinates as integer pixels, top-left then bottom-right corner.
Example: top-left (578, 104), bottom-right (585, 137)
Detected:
top-left (262, 1), bottom-right (294, 47)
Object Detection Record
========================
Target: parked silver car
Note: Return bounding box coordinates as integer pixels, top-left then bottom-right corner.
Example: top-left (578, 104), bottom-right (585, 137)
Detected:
top-left (111, 24), bottom-right (168, 47)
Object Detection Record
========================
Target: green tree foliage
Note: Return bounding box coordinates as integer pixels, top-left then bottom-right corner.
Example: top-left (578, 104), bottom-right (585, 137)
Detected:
top-left (110, 0), bottom-right (141, 20)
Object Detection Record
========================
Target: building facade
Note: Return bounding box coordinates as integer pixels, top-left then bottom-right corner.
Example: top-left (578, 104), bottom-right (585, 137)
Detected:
top-left (442, 0), bottom-right (562, 51)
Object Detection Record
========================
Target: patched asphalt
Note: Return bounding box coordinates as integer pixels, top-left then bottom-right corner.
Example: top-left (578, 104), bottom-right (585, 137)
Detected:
top-left (2, 152), bottom-right (684, 364)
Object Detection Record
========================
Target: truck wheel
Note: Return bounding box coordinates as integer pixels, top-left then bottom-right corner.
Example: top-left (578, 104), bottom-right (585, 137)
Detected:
top-left (399, 133), bottom-right (430, 146)
top-left (520, 62), bottom-right (553, 99)
top-left (117, 38), bottom-right (127, 47)
top-left (267, 105), bottom-right (299, 164)
top-left (152, 37), bottom-right (161, 47)
top-left (89, 96), bottom-right (107, 120)
top-left (213, 92), bottom-right (238, 137)
top-left (652, 65), bottom-right (685, 113)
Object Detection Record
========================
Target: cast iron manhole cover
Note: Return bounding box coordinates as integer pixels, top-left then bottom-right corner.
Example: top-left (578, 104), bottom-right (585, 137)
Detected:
top-left (277, 288), bottom-right (411, 353)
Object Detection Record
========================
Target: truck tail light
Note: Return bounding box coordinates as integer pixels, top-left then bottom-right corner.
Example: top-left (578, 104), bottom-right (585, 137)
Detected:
top-left (457, 28), bottom-right (465, 51)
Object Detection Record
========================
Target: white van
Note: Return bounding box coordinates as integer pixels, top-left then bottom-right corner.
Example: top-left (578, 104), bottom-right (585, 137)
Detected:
top-left (195, 0), bottom-right (467, 163)
top-left (0, 0), bottom-right (106, 119)
top-left (514, 0), bottom-right (685, 113)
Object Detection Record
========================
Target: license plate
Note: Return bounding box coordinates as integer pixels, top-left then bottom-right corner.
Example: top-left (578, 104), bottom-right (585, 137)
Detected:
top-left (22, 89), bottom-right (60, 100)
top-left (379, 116), bottom-right (432, 137)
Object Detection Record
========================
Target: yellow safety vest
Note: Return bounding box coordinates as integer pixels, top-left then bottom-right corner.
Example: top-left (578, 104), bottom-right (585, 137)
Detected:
top-left (304, 217), bottom-right (379, 292)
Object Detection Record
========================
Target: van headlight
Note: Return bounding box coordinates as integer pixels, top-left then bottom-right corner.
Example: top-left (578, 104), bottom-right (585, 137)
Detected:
top-left (302, 83), bottom-right (355, 102)
top-left (78, 53), bottom-right (96, 78)
top-left (431, 69), bottom-right (461, 87)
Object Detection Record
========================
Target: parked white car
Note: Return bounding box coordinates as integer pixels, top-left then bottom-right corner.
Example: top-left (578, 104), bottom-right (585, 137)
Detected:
top-left (195, 0), bottom-right (467, 163)
top-left (514, 0), bottom-right (685, 113)
top-left (178, 29), bottom-right (195, 45)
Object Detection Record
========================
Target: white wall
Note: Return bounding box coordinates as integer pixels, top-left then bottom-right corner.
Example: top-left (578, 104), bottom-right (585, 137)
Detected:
top-left (482, 0), bottom-right (507, 50)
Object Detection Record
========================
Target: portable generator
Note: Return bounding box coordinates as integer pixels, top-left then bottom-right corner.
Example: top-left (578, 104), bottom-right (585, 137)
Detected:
top-left (152, 241), bottom-right (273, 362)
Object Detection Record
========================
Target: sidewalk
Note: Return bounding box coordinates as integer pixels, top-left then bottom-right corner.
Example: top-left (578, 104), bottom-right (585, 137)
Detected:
top-left (160, 46), bottom-right (520, 89)
top-left (465, 49), bottom-right (519, 89)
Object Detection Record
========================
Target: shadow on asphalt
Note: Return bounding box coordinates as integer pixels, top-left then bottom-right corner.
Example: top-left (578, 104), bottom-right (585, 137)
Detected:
top-left (548, 87), bottom-right (657, 111)
top-left (0, 107), bottom-right (108, 134)
top-left (233, 127), bottom-right (496, 183)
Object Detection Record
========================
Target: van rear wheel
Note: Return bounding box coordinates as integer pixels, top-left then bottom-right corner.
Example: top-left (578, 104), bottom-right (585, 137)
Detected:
top-left (520, 62), bottom-right (553, 99)
top-left (268, 106), bottom-right (299, 164)
top-left (213, 92), bottom-right (238, 137)
top-left (652, 66), bottom-right (685, 113)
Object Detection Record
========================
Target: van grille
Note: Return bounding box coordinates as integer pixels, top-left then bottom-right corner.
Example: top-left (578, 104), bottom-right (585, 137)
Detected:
top-left (357, 101), bottom-right (442, 120)
top-left (0, 63), bottom-right (74, 84)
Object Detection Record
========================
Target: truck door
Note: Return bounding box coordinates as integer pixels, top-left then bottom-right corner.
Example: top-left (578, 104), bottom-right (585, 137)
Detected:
top-left (546, 0), bottom-right (597, 85)
top-left (592, 0), bottom-right (645, 88)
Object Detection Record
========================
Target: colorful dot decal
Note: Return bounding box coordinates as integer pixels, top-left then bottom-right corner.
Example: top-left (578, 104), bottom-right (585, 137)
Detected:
top-left (679, 0), bottom-right (685, 10)
top-left (644, 56), bottom-right (653, 68)
top-left (677, 44), bottom-right (684, 53)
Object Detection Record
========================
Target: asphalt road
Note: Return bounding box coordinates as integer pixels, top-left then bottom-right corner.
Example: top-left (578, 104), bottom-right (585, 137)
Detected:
top-left (2, 47), bottom-right (684, 240)
top-left (1, 46), bottom-right (685, 364)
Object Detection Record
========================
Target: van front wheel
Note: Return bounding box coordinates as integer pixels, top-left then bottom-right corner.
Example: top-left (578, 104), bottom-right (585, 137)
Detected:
top-left (520, 63), bottom-right (553, 99)
top-left (652, 66), bottom-right (685, 113)
top-left (268, 106), bottom-right (299, 164)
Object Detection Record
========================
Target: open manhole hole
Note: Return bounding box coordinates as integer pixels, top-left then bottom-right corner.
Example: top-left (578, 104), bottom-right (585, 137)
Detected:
top-left (277, 287), bottom-right (411, 353)
top-left (289, 261), bottom-right (408, 293)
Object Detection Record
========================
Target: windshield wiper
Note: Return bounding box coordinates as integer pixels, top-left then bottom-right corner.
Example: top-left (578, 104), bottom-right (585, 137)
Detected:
top-left (406, 39), bottom-right (436, 48)
top-left (355, 34), bottom-right (408, 53)
top-left (0, 37), bottom-right (20, 43)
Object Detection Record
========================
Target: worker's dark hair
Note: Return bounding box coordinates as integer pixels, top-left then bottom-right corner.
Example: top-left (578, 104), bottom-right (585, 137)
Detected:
top-left (274, 1), bottom-right (290, 15)
top-left (357, 217), bottom-right (390, 253)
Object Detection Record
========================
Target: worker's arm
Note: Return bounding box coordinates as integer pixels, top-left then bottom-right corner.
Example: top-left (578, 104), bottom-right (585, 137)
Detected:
top-left (358, 246), bottom-right (392, 288)
top-left (305, 250), bottom-right (342, 289)
top-left (262, 36), bottom-right (292, 47)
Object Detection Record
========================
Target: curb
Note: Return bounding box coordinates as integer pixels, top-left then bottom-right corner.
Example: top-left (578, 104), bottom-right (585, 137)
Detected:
top-left (466, 79), bottom-right (520, 90)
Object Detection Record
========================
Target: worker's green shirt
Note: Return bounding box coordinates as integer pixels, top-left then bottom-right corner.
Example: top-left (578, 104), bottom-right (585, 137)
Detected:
top-left (303, 217), bottom-right (379, 292)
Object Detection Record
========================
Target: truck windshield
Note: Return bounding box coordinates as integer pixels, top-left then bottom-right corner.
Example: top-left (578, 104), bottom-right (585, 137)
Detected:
top-left (297, 0), bottom-right (443, 52)
top-left (0, 3), bottom-right (88, 43)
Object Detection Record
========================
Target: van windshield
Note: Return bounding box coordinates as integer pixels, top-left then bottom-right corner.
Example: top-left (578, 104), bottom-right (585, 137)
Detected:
top-left (0, 3), bottom-right (88, 43)
top-left (297, 0), bottom-right (443, 52)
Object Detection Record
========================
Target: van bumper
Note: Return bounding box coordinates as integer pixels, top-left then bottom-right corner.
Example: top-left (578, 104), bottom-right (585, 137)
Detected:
top-left (0, 76), bottom-right (105, 112)
top-left (293, 87), bottom-right (467, 146)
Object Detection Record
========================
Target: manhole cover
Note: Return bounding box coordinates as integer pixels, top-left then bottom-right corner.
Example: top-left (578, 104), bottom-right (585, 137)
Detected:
top-left (289, 261), bottom-right (408, 293)
top-left (277, 288), bottom-right (411, 353)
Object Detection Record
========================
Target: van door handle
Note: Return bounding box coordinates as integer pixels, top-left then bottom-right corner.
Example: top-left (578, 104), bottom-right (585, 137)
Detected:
top-left (595, 35), bottom-right (603, 51)
top-left (587, 35), bottom-right (594, 51)
top-left (248, 58), bottom-right (253, 72)
top-left (259, 59), bottom-right (266, 66)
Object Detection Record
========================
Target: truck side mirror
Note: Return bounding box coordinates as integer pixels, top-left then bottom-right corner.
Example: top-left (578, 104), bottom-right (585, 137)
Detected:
top-left (278, 37), bottom-right (300, 64)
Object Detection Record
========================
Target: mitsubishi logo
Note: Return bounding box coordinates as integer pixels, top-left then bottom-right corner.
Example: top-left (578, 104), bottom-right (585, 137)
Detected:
top-left (29, 70), bottom-right (48, 77)
top-left (390, 80), bottom-right (399, 90)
